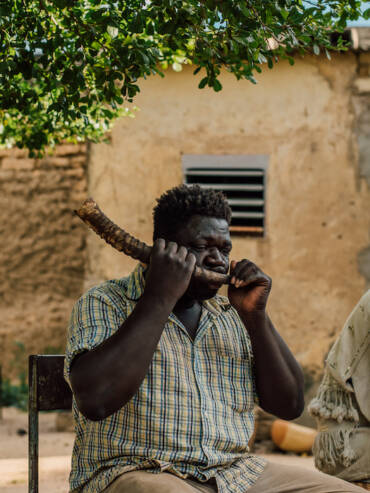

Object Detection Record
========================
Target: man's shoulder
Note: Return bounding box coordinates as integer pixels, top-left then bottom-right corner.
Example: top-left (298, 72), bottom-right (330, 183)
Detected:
top-left (74, 274), bottom-right (134, 315)
top-left (88, 277), bottom-right (129, 296)
top-left (68, 274), bottom-right (136, 337)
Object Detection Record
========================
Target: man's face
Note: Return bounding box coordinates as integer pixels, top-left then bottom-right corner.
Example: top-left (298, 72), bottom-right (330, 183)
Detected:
top-left (172, 215), bottom-right (232, 300)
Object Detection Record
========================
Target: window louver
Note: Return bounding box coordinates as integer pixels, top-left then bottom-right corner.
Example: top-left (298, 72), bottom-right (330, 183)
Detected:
top-left (182, 155), bottom-right (268, 236)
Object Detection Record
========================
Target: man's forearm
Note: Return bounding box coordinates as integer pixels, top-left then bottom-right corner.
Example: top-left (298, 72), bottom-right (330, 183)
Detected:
top-left (241, 311), bottom-right (304, 420)
top-left (70, 293), bottom-right (175, 421)
top-left (70, 239), bottom-right (197, 421)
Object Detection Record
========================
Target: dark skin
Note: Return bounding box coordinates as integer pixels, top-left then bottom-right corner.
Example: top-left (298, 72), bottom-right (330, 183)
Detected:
top-left (70, 215), bottom-right (304, 421)
top-left (171, 215), bottom-right (233, 339)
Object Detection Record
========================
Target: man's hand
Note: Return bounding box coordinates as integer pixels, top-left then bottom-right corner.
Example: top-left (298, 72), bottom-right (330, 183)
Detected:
top-left (144, 239), bottom-right (196, 306)
top-left (228, 259), bottom-right (271, 314)
top-left (227, 259), bottom-right (304, 420)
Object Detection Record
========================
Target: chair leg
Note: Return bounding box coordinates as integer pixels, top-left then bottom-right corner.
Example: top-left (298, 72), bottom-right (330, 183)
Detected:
top-left (29, 356), bottom-right (39, 493)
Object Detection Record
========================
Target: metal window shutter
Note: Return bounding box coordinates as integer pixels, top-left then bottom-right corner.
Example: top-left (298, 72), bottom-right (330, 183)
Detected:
top-left (182, 155), bottom-right (268, 236)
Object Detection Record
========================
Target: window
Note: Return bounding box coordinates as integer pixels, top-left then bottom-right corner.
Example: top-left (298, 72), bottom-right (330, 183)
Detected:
top-left (182, 155), bottom-right (268, 236)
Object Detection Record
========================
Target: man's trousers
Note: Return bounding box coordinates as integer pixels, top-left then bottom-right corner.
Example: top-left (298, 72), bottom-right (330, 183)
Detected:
top-left (104, 461), bottom-right (364, 492)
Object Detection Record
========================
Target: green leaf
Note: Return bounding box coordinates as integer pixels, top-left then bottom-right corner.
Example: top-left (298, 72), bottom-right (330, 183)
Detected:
top-left (198, 76), bottom-right (208, 89)
top-left (363, 8), bottom-right (370, 20)
top-left (213, 79), bottom-right (222, 92)
top-left (239, 2), bottom-right (250, 18)
top-left (0, 0), bottom-right (363, 155)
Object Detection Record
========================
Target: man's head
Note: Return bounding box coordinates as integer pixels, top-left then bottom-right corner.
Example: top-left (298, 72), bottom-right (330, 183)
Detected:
top-left (153, 184), bottom-right (232, 241)
top-left (153, 185), bottom-right (232, 300)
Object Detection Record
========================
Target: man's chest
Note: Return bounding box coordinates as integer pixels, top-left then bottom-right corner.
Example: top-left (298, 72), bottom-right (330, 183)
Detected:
top-left (141, 322), bottom-right (255, 416)
top-left (173, 304), bottom-right (202, 340)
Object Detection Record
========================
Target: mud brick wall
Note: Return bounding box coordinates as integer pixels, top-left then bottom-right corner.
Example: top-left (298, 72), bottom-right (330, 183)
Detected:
top-left (0, 144), bottom-right (88, 378)
top-left (354, 52), bottom-right (370, 289)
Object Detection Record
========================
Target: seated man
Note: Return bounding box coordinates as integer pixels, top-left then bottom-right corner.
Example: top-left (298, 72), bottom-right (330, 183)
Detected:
top-left (64, 185), bottom-right (364, 492)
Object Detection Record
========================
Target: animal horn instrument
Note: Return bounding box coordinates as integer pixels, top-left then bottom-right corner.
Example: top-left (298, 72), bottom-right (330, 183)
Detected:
top-left (75, 198), bottom-right (231, 285)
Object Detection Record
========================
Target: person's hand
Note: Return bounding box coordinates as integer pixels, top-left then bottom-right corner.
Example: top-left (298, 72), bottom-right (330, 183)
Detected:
top-left (228, 259), bottom-right (271, 314)
top-left (144, 239), bottom-right (196, 306)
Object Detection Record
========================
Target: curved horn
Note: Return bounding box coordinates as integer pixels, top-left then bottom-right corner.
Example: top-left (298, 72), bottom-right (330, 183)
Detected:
top-left (75, 198), bottom-right (230, 285)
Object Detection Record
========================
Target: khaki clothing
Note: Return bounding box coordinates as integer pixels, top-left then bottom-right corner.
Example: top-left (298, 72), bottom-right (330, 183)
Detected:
top-left (105, 471), bottom-right (216, 493)
top-left (309, 290), bottom-right (370, 482)
top-left (104, 461), bottom-right (365, 493)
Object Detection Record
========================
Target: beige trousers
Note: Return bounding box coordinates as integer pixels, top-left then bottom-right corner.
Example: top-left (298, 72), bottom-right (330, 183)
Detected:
top-left (104, 461), bottom-right (365, 492)
top-left (104, 470), bottom-right (215, 493)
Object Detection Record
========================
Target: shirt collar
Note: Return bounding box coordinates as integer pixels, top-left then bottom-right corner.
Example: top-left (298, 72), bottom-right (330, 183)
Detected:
top-left (203, 296), bottom-right (232, 316)
top-left (124, 263), bottom-right (232, 316)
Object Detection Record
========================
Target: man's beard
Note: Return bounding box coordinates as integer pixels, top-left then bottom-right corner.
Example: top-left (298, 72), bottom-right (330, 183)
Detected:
top-left (186, 279), bottom-right (221, 301)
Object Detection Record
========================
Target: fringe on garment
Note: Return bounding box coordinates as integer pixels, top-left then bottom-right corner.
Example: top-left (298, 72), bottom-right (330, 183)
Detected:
top-left (308, 370), bottom-right (359, 471)
top-left (308, 371), bottom-right (359, 423)
top-left (312, 426), bottom-right (358, 472)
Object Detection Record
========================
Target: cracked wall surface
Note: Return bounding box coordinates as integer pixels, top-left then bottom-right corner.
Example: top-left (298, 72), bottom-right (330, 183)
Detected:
top-left (0, 144), bottom-right (88, 378)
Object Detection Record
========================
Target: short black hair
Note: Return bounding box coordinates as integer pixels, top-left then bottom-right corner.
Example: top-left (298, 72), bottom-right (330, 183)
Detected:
top-left (153, 184), bottom-right (232, 240)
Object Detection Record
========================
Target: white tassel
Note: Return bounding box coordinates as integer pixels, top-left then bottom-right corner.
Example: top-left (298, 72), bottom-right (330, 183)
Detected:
top-left (313, 427), bottom-right (357, 473)
top-left (308, 371), bottom-right (359, 423)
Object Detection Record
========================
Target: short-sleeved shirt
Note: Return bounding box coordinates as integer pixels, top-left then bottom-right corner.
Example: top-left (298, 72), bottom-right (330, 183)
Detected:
top-left (64, 264), bottom-right (266, 493)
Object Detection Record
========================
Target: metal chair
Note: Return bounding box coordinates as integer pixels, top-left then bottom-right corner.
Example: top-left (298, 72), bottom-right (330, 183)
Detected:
top-left (28, 354), bottom-right (72, 493)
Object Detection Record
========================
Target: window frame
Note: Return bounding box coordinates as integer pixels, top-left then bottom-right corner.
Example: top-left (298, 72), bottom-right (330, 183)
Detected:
top-left (182, 154), bottom-right (269, 237)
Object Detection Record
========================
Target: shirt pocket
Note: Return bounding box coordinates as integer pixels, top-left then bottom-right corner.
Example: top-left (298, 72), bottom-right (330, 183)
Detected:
top-left (208, 353), bottom-right (255, 414)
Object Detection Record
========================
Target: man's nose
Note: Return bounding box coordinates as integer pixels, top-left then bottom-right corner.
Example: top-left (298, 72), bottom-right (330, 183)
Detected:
top-left (206, 248), bottom-right (226, 266)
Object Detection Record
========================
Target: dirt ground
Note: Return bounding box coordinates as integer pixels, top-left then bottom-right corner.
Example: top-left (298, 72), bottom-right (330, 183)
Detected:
top-left (0, 407), bottom-right (74, 492)
top-left (0, 407), bottom-right (316, 493)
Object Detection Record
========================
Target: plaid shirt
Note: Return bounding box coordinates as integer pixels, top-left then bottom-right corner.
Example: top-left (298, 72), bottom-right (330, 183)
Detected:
top-left (64, 264), bottom-right (266, 493)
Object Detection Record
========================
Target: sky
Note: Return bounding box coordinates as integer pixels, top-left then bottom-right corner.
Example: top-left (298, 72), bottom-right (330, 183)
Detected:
top-left (301, 0), bottom-right (370, 27)
top-left (348, 19), bottom-right (370, 26)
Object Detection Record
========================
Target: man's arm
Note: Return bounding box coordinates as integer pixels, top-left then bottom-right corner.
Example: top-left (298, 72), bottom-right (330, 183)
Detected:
top-left (69, 240), bottom-right (196, 421)
top-left (228, 260), bottom-right (304, 420)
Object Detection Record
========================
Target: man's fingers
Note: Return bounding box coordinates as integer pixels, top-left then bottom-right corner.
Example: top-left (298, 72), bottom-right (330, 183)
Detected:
top-left (230, 259), bottom-right (271, 288)
top-left (185, 251), bottom-right (197, 269)
top-left (229, 259), bottom-right (240, 285)
top-left (230, 259), bottom-right (254, 284)
top-left (237, 264), bottom-right (258, 286)
top-left (166, 241), bottom-right (179, 254)
top-left (152, 238), bottom-right (166, 253)
top-left (152, 241), bottom-right (195, 274)
top-left (177, 245), bottom-right (188, 260)
top-left (233, 276), bottom-right (258, 289)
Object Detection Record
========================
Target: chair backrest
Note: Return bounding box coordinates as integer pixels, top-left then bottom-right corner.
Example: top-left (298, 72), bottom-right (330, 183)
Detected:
top-left (28, 354), bottom-right (72, 493)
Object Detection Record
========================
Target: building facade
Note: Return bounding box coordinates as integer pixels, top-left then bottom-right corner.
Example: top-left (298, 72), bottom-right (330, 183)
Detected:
top-left (1, 32), bottom-right (370, 388)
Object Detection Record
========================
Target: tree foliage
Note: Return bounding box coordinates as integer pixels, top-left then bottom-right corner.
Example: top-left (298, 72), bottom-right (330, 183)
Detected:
top-left (0, 0), bottom-right (366, 155)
